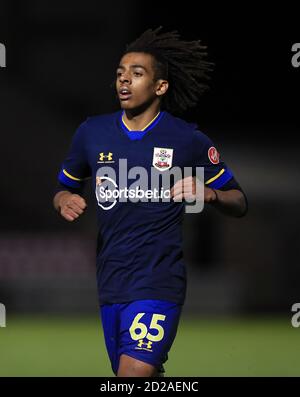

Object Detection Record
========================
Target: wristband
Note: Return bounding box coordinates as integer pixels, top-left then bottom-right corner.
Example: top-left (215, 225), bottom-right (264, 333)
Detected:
top-left (211, 188), bottom-right (218, 202)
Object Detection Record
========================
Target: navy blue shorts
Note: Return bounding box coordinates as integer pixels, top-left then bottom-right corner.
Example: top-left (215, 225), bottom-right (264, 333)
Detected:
top-left (100, 299), bottom-right (182, 375)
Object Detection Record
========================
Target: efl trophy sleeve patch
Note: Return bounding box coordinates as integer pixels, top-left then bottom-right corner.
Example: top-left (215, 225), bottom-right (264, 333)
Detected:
top-left (208, 146), bottom-right (220, 164)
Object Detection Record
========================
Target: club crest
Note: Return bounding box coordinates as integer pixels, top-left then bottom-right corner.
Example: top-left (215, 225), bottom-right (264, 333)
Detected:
top-left (152, 147), bottom-right (173, 171)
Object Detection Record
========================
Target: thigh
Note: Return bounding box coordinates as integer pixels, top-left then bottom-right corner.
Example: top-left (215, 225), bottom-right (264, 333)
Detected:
top-left (117, 354), bottom-right (159, 377)
top-left (117, 300), bottom-right (182, 373)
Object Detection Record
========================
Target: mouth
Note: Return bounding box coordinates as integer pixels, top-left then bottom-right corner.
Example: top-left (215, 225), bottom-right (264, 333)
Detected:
top-left (118, 87), bottom-right (132, 101)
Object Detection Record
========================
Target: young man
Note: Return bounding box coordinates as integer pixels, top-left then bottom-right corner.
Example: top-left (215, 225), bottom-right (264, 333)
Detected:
top-left (53, 28), bottom-right (247, 377)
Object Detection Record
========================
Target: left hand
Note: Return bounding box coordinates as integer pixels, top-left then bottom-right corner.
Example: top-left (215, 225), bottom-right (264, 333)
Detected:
top-left (170, 176), bottom-right (217, 203)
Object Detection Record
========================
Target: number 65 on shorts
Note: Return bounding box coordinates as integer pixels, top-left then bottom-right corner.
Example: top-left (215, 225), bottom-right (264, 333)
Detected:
top-left (100, 299), bottom-right (182, 374)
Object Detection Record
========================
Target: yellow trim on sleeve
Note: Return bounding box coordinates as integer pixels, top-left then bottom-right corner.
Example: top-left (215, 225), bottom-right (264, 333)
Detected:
top-left (205, 168), bottom-right (225, 185)
top-left (63, 169), bottom-right (82, 181)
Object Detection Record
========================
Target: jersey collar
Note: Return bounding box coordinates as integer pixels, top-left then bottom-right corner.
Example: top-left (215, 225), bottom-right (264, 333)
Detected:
top-left (120, 111), bottom-right (164, 133)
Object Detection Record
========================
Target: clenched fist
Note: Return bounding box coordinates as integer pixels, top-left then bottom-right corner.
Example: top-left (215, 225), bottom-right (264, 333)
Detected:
top-left (55, 191), bottom-right (87, 222)
top-left (170, 176), bottom-right (217, 203)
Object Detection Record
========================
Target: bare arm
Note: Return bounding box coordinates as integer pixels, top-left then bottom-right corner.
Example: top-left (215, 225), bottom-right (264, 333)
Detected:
top-left (171, 177), bottom-right (248, 218)
top-left (53, 190), bottom-right (87, 222)
top-left (206, 187), bottom-right (247, 217)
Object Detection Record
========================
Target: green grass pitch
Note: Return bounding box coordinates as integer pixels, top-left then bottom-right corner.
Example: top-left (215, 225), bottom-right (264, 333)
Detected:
top-left (0, 315), bottom-right (299, 376)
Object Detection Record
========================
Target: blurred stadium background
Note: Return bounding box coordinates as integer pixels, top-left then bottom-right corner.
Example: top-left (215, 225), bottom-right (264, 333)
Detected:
top-left (0, 1), bottom-right (299, 376)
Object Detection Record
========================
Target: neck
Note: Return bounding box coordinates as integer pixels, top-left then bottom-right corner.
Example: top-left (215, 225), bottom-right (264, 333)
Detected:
top-left (123, 103), bottom-right (161, 131)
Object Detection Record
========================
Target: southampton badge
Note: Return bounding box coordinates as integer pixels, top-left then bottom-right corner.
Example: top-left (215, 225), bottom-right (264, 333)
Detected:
top-left (152, 147), bottom-right (173, 171)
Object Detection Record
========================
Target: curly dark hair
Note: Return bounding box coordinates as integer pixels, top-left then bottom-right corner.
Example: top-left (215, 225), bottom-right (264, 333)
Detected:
top-left (123, 27), bottom-right (214, 114)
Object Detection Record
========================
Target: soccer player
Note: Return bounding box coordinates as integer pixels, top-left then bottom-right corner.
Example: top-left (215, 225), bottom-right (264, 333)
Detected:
top-left (53, 27), bottom-right (247, 377)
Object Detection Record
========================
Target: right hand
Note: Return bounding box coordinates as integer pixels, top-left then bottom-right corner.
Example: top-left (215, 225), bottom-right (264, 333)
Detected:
top-left (59, 193), bottom-right (87, 222)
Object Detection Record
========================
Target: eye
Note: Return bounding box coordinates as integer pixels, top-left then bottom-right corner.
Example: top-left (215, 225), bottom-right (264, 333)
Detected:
top-left (134, 72), bottom-right (142, 77)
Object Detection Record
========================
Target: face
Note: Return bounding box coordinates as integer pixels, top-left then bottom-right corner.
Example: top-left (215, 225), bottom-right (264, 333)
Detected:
top-left (115, 52), bottom-right (168, 111)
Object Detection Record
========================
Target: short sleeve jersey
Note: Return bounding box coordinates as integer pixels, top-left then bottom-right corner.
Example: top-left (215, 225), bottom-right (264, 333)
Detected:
top-left (57, 111), bottom-right (243, 305)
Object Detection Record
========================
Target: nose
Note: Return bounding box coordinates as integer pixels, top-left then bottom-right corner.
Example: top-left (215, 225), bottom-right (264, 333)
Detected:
top-left (119, 72), bottom-right (131, 84)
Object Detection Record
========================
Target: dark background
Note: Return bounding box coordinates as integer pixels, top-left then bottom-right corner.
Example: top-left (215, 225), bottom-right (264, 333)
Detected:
top-left (0, 1), bottom-right (299, 316)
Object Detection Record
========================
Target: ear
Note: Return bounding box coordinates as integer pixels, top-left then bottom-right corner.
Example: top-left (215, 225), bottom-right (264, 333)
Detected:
top-left (156, 80), bottom-right (169, 97)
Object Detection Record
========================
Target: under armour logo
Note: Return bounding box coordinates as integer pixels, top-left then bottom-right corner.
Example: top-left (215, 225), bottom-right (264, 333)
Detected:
top-left (99, 152), bottom-right (113, 162)
top-left (137, 339), bottom-right (153, 350)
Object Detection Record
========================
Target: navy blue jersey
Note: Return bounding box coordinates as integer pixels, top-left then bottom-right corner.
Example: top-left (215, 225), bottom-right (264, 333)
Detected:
top-left (56, 110), bottom-right (243, 305)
